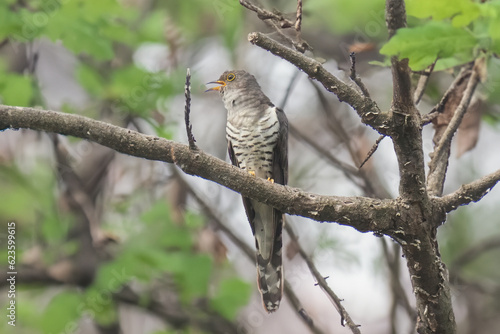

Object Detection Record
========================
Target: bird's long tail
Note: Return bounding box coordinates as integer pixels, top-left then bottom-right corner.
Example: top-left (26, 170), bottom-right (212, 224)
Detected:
top-left (255, 210), bottom-right (284, 313)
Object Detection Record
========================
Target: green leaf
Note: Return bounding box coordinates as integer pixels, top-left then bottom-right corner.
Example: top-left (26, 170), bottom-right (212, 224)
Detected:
top-left (84, 288), bottom-right (118, 325)
top-left (41, 291), bottom-right (83, 334)
top-left (210, 278), bottom-right (251, 320)
top-left (0, 73), bottom-right (33, 106)
top-left (77, 64), bottom-right (105, 97)
top-left (177, 255), bottom-right (212, 302)
top-left (0, 5), bottom-right (23, 40)
top-left (139, 10), bottom-right (168, 42)
top-left (489, 15), bottom-right (500, 40)
top-left (406, 0), bottom-right (480, 25)
top-left (305, 0), bottom-right (385, 35)
top-left (380, 21), bottom-right (477, 71)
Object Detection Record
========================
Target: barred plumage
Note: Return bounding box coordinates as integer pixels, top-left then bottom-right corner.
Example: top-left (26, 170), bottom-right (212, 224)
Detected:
top-left (207, 70), bottom-right (288, 313)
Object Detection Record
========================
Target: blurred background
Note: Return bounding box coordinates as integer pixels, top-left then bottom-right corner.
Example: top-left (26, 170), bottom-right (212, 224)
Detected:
top-left (0, 0), bottom-right (500, 333)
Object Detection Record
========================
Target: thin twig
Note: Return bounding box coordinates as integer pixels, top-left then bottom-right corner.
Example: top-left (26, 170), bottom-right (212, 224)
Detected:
top-left (427, 59), bottom-right (482, 196)
top-left (381, 239), bottom-right (416, 331)
top-left (279, 70), bottom-right (301, 109)
top-left (451, 235), bottom-right (500, 269)
top-left (421, 65), bottom-right (472, 126)
top-left (295, 0), bottom-right (303, 33)
top-left (349, 52), bottom-right (371, 98)
top-left (413, 60), bottom-right (437, 105)
top-left (184, 68), bottom-right (197, 150)
top-left (289, 123), bottom-right (362, 184)
top-left (308, 82), bottom-right (390, 198)
top-left (285, 223), bottom-right (361, 334)
top-left (239, 0), bottom-right (293, 28)
top-left (359, 135), bottom-right (386, 169)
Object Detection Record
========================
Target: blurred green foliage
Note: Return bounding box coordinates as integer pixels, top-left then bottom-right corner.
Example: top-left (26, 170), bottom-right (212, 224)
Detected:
top-left (381, 0), bottom-right (500, 71)
top-left (1, 199), bottom-right (250, 333)
top-left (306, 0), bottom-right (386, 35)
top-left (0, 1), bottom-right (250, 332)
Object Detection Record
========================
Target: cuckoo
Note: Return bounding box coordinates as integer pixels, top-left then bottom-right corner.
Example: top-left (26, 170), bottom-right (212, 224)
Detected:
top-left (207, 70), bottom-right (288, 312)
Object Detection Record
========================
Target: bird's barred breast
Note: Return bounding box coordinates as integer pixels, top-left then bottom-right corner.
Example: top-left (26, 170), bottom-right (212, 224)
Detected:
top-left (227, 106), bottom-right (280, 179)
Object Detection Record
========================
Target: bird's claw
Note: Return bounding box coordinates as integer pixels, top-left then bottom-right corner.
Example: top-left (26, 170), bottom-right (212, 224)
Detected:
top-left (267, 177), bottom-right (275, 183)
top-left (248, 171), bottom-right (256, 177)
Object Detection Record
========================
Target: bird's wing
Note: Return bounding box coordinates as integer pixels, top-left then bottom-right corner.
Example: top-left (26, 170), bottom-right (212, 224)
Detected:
top-left (257, 106), bottom-right (288, 312)
top-left (228, 140), bottom-right (256, 235)
top-left (272, 107), bottom-right (288, 186)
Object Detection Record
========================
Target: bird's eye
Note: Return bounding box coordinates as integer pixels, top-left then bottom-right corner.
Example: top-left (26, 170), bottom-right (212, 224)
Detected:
top-left (227, 73), bottom-right (236, 81)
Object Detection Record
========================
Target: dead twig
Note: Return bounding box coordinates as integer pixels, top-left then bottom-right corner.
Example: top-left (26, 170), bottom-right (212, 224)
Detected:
top-left (413, 59), bottom-right (437, 105)
top-left (295, 0), bottom-right (303, 33)
top-left (349, 52), bottom-right (371, 98)
top-left (359, 135), bottom-right (386, 169)
top-left (184, 68), bottom-right (197, 150)
top-left (421, 65), bottom-right (473, 125)
top-left (285, 223), bottom-right (361, 334)
top-left (239, 0), bottom-right (293, 28)
top-left (427, 59), bottom-right (482, 196)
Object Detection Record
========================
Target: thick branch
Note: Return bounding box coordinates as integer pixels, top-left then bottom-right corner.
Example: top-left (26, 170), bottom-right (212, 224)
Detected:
top-left (0, 105), bottom-right (395, 232)
top-left (247, 32), bottom-right (390, 133)
top-left (385, 0), bottom-right (428, 204)
top-left (438, 169), bottom-right (500, 213)
top-left (384, 2), bottom-right (456, 334)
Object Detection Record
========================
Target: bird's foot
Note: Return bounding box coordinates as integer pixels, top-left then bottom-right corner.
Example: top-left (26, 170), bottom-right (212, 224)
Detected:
top-left (267, 177), bottom-right (275, 183)
top-left (248, 171), bottom-right (256, 177)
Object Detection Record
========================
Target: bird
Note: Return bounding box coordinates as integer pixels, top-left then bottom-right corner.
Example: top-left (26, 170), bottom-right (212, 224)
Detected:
top-left (206, 70), bottom-right (288, 313)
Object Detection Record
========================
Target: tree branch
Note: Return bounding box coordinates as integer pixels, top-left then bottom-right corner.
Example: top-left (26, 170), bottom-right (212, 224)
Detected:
top-left (239, 0), bottom-right (294, 28)
top-left (0, 104), bottom-right (396, 233)
top-left (286, 224), bottom-right (361, 334)
top-left (184, 68), bottom-right (197, 150)
top-left (427, 59), bottom-right (481, 196)
top-left (421, 64), bottom-right (473, 125)
top-left (438, 169), bottom-right (500, 213)
top-left (247, 32), bottom-right (390, 133)
top-left (451, 235), bottom-right (500, 269)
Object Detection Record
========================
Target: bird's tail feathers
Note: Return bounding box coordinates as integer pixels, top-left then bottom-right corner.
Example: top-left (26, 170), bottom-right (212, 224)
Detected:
top-left (256, 222), bottom-right (283, 313)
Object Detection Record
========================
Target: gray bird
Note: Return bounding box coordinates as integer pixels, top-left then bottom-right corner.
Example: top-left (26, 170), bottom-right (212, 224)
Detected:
top-left (207, 70), bottom-right (288, 312)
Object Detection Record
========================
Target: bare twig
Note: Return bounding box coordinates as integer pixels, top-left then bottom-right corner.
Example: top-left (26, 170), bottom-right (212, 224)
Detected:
top-left (279, 69), bottom-right (301, 109)
top-left (427, 59), bottom-right (482, 196)
top-left (184, 68), bottom-right (197, 150)
top-left (438, 168), bottom-right (500, 213)
top-left (308, 82), bottom-right (391, 198)
top-left (359, 135), bottom-right (386, 169)
top-left (289, 123), bottom-right (360, 178)
top-left (451, 235), bottom-right (500, 269)
top-left (349, 52), bottom-right (371, 98)
top-left (295, 0), bottom-right (303, 33)
top-left (285, 224), bottom-right (361, 334)
top-left (239, 0), bottom-right (293, 28)
top-left (413, 60), bottom-right (437, 105)
top-left (381, 239), bottom-right (416, 332)
top-left (421, 65), bottom-right (473, 125)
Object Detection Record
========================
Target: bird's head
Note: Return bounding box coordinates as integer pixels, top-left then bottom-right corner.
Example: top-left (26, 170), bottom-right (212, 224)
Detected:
top-left (205, 70), bottom-right (260, 94)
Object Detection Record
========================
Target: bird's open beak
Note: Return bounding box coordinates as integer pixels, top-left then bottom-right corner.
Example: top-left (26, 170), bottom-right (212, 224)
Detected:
top-left (205, 80), bottom-right (226, 92)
